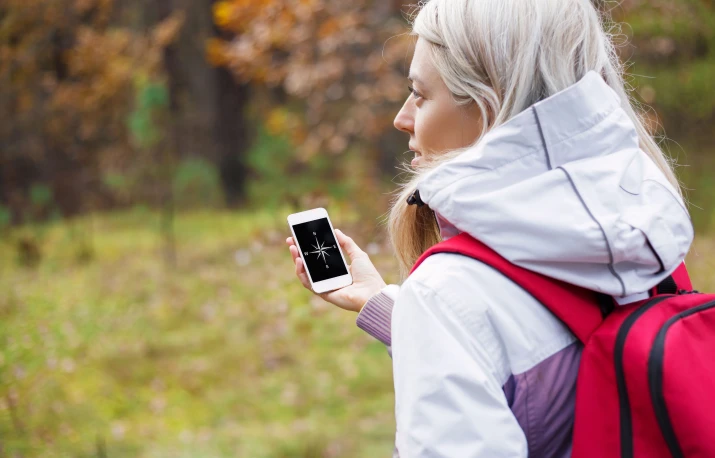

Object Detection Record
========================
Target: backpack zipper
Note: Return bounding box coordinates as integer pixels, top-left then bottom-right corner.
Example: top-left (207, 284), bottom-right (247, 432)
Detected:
top-left (647, 299), bottom-right (715, 458)
top-left (615, 295), bottom-right (674, 458)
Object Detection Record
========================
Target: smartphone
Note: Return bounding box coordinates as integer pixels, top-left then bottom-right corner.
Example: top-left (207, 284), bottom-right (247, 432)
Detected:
top-left (287, 207), bottom-right (353, 293)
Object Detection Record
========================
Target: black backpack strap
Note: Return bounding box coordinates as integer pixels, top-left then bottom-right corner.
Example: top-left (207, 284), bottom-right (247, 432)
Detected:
top-left (595, 292), bottom-right (616, 318)
top-left (656, 275), bottom-right (678, 295)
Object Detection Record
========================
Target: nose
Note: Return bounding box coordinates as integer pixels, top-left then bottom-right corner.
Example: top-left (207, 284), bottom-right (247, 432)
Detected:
top-left (393, 97), bottom-right (414, 134)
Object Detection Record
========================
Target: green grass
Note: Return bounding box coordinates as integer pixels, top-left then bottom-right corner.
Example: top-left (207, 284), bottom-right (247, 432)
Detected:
top-left (0, 206), bottom-right (397, 457)
top-left (0, 206), bottom-right (713, 457)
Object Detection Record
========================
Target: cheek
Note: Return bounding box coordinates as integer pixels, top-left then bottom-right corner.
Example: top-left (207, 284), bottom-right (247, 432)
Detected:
top-left (414, 107), bottom-right (454, 154)
top-left (414, 109), bottom-right (440, 151)
top-left (416, 103), bottom-right (482, 154)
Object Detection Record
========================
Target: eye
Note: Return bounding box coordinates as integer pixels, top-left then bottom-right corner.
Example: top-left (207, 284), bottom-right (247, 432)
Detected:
top-left (407, 85), bottom-right (423, 100)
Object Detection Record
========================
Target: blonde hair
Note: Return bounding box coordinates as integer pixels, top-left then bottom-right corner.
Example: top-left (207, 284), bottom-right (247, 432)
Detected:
top-left (387, 0), bottom-right (681, 280)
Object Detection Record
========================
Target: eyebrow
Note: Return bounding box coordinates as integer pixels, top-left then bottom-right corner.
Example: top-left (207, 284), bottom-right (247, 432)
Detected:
top-left (408, 74), bottom-right (426, 86)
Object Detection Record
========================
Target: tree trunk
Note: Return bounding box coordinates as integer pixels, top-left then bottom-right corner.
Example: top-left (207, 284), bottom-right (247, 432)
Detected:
top-left (214, 68), bottom-right (250, 207)
top-left (150, 0), bottom-right (252, 207)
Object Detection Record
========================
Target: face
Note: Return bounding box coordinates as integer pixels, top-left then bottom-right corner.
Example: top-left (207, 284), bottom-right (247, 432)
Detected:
top-left (394, 37), bottom-right (483, 167)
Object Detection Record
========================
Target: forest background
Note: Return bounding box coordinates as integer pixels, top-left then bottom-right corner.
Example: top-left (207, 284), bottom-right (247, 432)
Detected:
top-left (1, 0), bottom-right (714, 456)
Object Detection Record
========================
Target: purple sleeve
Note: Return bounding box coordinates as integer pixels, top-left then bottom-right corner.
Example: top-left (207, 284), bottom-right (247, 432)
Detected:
top-left (357, 286), bottom-right (400, 456)
top-left (355, 285), bottom-right (397, 347)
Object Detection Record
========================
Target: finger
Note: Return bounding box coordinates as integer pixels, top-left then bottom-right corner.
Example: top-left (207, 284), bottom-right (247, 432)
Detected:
top-left (286, 237), bottom-right (295, 246)
top-left (289, 246), bottom-right (310, 287)
top-left (296, 256), bottom-right (310, 289)
top-left (289, 244), bottom-right (300, 263)
top-left (335, 229), bottom-right (367, 261)
top-left (295, 257), bottom-right (311, 289)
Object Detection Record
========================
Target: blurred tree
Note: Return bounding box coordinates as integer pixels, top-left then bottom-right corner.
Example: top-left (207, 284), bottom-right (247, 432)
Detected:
top-left (2, 0), bottom-right (711, 221)
top-left (147, 0), bottom-right (253, 207)
top-left (0, 0), bottom-right (183, 223)
top-left (616, 0), bottom-right (715, 138)
top-left (209, 0), bottom-right (415, 198)
top-left (127, 76), bottom-right (178, 267)
top-left (213, 54), bottom-right (251, 207)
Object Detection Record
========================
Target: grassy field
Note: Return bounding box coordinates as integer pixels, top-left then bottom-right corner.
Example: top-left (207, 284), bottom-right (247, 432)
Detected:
top-left (1, 207), bottom-right (713, 457)
top-left (0, 206), bottom-right (402, 458)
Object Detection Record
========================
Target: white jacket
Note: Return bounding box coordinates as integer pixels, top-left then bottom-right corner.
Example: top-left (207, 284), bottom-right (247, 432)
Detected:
top-left (363, 71), bottom-right (693, 457)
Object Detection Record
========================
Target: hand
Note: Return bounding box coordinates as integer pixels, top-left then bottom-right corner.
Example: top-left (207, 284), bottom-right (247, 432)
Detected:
top-left (286, 229), bottom-right (387, 313)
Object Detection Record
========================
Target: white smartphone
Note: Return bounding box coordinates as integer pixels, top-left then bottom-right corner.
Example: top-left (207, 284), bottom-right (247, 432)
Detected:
top-left (287, 207), bottom-right (353, 293)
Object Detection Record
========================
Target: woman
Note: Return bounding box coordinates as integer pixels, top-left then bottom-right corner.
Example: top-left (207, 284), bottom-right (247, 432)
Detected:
top-left (287, 0), bottom-right (693, 456)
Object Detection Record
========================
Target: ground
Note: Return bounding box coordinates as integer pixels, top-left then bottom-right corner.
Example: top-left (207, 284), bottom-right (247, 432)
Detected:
top-left (0, 208), bottom-right (712, 457)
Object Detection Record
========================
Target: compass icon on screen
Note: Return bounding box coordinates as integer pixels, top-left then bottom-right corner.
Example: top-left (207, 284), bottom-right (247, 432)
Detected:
top-left (304, 232), bottom-right (336, 263)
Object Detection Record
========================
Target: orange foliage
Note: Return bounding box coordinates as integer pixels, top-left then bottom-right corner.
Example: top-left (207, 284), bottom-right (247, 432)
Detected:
top-left (0, 0), bottom-right (184, 213)
top-left (210, 0), bottom-right (413, 159)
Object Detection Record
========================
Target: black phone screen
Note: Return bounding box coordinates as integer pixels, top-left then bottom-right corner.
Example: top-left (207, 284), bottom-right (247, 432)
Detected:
top-left (292, 218), bottom-right (348, 282)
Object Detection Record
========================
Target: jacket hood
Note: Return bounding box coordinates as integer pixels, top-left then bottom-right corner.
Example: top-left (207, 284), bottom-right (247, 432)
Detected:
top-left (417, 71), bottom-right (693, 297)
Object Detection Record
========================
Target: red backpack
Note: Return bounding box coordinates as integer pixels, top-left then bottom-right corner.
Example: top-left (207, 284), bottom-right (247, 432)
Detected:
top-left (410, 232), bottom-right (715, 458)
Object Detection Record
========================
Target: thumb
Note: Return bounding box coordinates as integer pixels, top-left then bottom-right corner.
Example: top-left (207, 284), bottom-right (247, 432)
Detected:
top-left (335, 229), bottom-right (367, 261)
